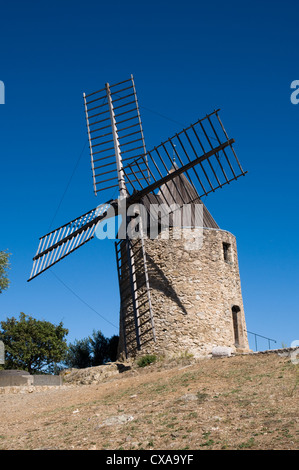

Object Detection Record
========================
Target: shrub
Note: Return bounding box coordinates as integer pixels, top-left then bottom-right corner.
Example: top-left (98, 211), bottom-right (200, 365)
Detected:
top-left (137, 354), bottom-right (157, 368)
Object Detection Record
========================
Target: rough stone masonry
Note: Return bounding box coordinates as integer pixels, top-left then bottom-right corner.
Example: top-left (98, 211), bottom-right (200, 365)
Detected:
top-left (118, 226), bottom-right (250, 359)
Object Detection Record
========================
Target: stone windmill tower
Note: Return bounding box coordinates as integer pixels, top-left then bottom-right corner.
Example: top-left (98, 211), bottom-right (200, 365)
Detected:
top-left (28, 75), bottom-right (250, 360)
top-left (116, 171), bottom-right (249, 360)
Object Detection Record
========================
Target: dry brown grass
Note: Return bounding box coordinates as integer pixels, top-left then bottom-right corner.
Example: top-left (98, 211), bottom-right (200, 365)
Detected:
top-left (0, 352), bottom-right (298, 450)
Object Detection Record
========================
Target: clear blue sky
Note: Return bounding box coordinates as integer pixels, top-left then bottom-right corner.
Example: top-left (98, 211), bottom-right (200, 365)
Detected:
top-left (0, 0), bottom-right (298, 351)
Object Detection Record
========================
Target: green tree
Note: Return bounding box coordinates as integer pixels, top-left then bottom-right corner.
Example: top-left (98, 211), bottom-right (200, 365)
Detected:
top-left (90, 330), bottom-right (109, 365)
top-left (90, 330), bottom-right (119, 365)
top-left (106, 335), bottom-right (119, 362)
top-left (0, 312), bottom-right (69, 374)
top-left (0, 250), bottom-right (10, 293)
top-left (64, 331), bottom-right (119, 369)
top-left (64, 337), bottom-right (92, 369)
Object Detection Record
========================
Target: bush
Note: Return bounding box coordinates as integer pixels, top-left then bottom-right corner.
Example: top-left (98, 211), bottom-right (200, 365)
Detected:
top-left (137, 354), bottom-right (157, 368)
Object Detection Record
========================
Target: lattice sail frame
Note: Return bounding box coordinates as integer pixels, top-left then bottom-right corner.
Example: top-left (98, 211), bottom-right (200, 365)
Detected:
top-left (28, 202), bottom-right (112, 281)
top-left (115, 235), bottom-right (155, 358)
top-left (83, 75), bottom-right (149, 195)
top-left (123, 109), bottom-right (246, 211)
top-left (28, 77), bottom-right (247, 283)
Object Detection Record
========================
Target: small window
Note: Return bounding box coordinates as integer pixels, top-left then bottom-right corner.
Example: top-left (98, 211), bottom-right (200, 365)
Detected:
top-left (223, 242), bottom-right (231, 263)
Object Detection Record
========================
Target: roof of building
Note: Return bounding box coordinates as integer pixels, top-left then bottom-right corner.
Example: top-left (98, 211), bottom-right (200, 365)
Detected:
top-left (141, 164), bottom-right (219, 229)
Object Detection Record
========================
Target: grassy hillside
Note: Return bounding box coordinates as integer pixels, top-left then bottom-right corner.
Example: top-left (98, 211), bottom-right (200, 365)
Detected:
top-left (0, 351), bottom-right (298, 450)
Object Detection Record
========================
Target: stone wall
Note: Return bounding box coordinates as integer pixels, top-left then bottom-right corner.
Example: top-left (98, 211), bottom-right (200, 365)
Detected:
top-left (0, 370), bottom-right (62, 387)
top-left (118, 227), bottom-right (249, 359)
top-left (0, 370), bottom-right (33, 387)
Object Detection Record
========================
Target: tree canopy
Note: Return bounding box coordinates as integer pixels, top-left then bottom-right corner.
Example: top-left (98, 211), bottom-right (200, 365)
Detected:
top-left (0, 250), bottom-right (10, 293)
top-left (0, 312), bottom-right (69, 374)
top-left (64, 330), bottom-right (119, 368)
top-left (0, 311), bottom-right (118, 373)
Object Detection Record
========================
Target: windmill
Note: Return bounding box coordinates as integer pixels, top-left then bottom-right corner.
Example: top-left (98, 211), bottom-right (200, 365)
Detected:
top-left (28, 75), bottom-right (249, 359)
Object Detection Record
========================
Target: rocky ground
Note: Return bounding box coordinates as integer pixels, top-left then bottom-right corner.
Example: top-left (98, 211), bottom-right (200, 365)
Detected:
top-left (0, 350), bottom-right (298, 450)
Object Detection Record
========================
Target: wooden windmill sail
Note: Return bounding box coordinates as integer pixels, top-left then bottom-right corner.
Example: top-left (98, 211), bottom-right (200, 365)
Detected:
top-left (28, 75), bottom-right (247, 358)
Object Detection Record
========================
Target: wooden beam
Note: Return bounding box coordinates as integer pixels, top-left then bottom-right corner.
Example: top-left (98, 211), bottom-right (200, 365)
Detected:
top-left (127, 139), bottom-right (235, 205)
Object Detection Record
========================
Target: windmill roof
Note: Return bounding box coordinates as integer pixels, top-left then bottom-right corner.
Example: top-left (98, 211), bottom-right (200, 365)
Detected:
top-left (141, 163), bottom-right (219, 229)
